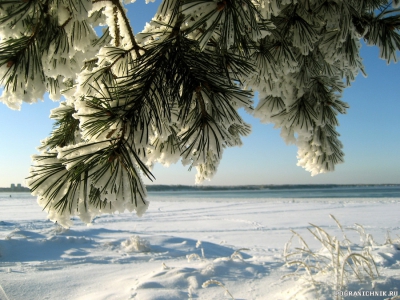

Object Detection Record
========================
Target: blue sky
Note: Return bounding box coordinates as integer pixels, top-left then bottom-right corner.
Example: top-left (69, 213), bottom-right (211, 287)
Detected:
top-left (0, 1), bottom-right (399, 187)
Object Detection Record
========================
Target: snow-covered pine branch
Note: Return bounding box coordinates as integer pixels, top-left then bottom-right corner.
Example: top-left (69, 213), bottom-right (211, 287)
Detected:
top-left (1, 0), bottom-right (399, 226)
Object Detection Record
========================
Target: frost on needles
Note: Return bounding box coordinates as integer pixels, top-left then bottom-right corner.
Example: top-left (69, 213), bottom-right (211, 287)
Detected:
top-left (1, 0), bottom-right (399, 226)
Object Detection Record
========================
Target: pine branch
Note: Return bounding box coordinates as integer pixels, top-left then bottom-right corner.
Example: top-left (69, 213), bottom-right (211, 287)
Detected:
top-left (43, 103), bottom-right (79, 150)
top-left (1, 0), bottom-right (399, 225)
top-left (183, 0), bottom-right (264, 51)
top-left (92, 0), bottom-right (144, 56)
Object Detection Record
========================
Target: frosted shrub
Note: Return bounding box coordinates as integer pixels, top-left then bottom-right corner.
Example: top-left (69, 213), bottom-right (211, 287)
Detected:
top-left (230, 248), bottom-right (249, 261)
top-left (283, 215), bottom-right (379, 300)
top-left (202, 279), bottom-right (235, 300)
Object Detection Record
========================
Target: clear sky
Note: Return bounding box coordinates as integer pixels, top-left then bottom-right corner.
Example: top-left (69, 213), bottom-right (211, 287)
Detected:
top-left (0, 1), bottom-right (399, 188)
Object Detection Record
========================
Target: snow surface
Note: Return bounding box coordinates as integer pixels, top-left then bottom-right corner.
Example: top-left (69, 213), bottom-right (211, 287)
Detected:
top-left (0, 193), bottom-right (399, 300)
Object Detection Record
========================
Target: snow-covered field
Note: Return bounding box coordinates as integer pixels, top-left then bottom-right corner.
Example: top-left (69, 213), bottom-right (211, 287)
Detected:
top-left (0, 194), bottom-right (399, 300)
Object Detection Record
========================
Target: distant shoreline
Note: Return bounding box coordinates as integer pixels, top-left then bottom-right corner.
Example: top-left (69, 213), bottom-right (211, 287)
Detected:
top-left (144, 184), bottom-right (400, 192)
top-left (1, 184), bottom-right (399, 193)
top-left (0, 187), bottom-right (30, 192)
